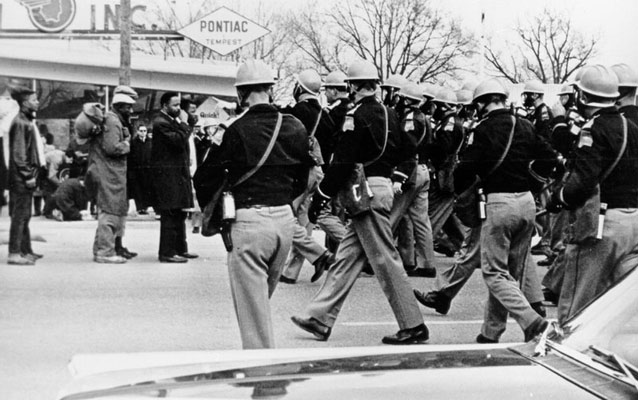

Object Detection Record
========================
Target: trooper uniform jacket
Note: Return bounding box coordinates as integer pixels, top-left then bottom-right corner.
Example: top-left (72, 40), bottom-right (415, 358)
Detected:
top-left (558, 107), bottom-right (638, 210)
top-left (281, 96), bottom-right (333, 166)
top-left (392, 107), bottom-right (430, 184)
top-left (325, 98), bottom-right (353, 166)
top-left (455, 108), bottom-right (557, 195)
top-left (430, 111), bottom-right (464, 170)
top-left (194, 104), bottom-right (311, 210)
top-left (319, 95), bottom-right (413, 197)
top-left (619, 104), bottom-right (638, 128)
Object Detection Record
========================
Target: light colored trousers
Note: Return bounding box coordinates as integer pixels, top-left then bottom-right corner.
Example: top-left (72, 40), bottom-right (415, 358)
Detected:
top-left (558, 208), bottom-right (638, 324)
top-left (480, 192), bottom-right (542, 340)
top-left (390, 164), bottom-right (435, 270)
top-left (227, 205), bottom-right (295, 349)
top-left (283, 166), bottom-right (327, 280)
top-left (305, 177), bottom-right (424, 331)
top-left (93, 211), bottom-right (126, 257)
top-left (435, 225), bottom-right (543, 304)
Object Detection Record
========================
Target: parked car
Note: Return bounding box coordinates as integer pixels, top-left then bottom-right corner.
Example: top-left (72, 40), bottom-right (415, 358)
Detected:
top-left (58, 267), bottom-right (638, 399)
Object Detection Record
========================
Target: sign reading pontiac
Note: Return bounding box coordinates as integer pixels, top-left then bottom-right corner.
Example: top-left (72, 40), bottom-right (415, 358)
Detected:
top-left (178, 6), bottom-right (270, 56)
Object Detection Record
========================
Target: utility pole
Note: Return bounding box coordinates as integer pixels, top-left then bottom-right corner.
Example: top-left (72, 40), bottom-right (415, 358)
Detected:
top-left (119, 0), bottom-right (131, 85)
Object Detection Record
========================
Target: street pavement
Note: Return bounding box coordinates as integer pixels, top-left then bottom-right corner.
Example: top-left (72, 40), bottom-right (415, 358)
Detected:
top-left (0, 214), bottom-right (555, 400)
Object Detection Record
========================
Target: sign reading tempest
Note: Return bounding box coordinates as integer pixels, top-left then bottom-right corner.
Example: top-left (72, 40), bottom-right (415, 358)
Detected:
top-left (16, 0), bottom-right (76, 33)
top-left (178, 7), bottom-right (270, 56)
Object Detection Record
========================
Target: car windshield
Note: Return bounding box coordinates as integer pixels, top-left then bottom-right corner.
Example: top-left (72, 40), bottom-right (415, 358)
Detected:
top-left (560, 267), bottom-right (638, 368)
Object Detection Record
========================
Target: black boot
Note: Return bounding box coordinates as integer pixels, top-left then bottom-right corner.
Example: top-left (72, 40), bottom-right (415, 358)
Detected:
top-left (115, 236), bottom-right (138, 259)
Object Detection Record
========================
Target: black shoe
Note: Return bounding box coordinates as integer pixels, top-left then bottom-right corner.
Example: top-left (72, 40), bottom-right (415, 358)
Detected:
top-left (414, 290), bottom-right (451, 315)
top-left (406, 267), bottom-right (436, 278)
top-left (291, 316), bottom-right (331, 341)
top-left (524, 318), bottom-right (549, 342)
top-left (159, 255), bottom-right (188, 263)
top-left (531, 244), bottom-right (552, 257)
top-left (537, 254), bottom-right (556, 267)
top-left (279, 275), bottom-right (296, 284)
top-left (476, 333), bottom-right (499, 344)
top-left (382, 323), bottom-right (429, 345)
top-left (530, 301), bottom-right (547, 318)
top-left (179, 253), bottom-right (199, 259)
top-left (311, 251), bottom-right (334, 283)
top-left (434, 244), bottom-right (456, 257)
top-left (542, 288), bottom-right (558, 305)
top-left (117, 247), bottom-right (138, 259)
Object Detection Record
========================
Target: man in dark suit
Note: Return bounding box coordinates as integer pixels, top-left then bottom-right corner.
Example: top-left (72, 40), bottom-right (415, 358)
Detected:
top-left (151, 92), bottom-right (197, 263)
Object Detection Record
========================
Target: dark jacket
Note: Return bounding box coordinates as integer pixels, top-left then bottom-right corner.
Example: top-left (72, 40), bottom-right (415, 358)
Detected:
top-left (151, 112), bottom-right (194, 211)
top-left (531, 103), bottom-right (553, 141)
top-left (455, 108), bottom-right (557, 195)
top-left (193, 104), bottom-right (311, 210)
top-left (128, 136), bottom-right (154, 206)
top-left (393, 107), bottom-right (429, 183)
top-left (281, 97), bottom-right (333, 166)
top-left (560, 107), bottom-right (638, 209)
top-left (9, 110), bottom-right (40, 191)
top-left (85, 110), bottom-right (130, 215)
top-left (619, 104), bottom-right (638, 128)
top-left (319, 95), bottom-right (413, 196)
top-left (52, 178), bottom-right (88, 221)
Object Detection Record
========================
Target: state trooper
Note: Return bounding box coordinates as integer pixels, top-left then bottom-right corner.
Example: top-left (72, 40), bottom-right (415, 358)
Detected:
top-left (523, 80), bottom-right (555, 260)
top-left (454, 78), bottom-right (557, 343)
top-left (389, 81), bottom-right (436, 278)
top-left (611, 63), bottom-right (638, 126)
top-left (522, 80), bottom-right (554, 140)
top-left (429, 88), bottom-right (465, 256)
top-left (415, 84), bottom-right (548, 320)
top-left (547, 65), bottom-right (638, 324)
top-left (315, 70), bottom-right (352, 254)
top-left (280, 69), bottom-right (335, 284)
top-left (291, 59), bottom-right (429, 345)
top-left (196, 59), bottom-right (311, 349)
top-left (380, 74), bottom-right (408, 108)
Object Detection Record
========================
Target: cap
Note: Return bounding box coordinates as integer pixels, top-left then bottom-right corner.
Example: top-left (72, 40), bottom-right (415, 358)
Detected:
top-left (112, 93), bottom-right (136, 104)
top-left (114, 85), bottom-right (138, 100)
top-left (10, 85), bottom-right (35, 102)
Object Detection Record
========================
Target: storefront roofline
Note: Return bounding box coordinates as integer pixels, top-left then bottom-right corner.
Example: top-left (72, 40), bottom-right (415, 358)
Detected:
top-left (0, 41), bottom-right (238, 97)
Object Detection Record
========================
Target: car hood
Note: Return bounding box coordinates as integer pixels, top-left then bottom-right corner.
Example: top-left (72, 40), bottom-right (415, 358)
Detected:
top-left (58, 344), bottom-right (598, 400)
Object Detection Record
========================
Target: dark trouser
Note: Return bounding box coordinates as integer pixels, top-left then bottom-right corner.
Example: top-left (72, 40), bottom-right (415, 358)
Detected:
top-left (9, 187), bottom-right (34, 255)
top-left (159, 209), bottom-right (187, 257)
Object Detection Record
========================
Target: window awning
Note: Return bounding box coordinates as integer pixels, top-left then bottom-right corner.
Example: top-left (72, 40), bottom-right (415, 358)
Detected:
top-left (0, 40), bottom-right (237, 98)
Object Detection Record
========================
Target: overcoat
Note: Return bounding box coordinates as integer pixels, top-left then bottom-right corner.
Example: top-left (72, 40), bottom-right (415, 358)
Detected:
top-left (151, 112), bottom-right (193, 211)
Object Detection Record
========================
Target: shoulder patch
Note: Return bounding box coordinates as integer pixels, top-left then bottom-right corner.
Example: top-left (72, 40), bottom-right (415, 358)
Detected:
top-left (444, 119), bottom-right (454, 132)
top-left (577, 128), bottom-right (593, 148)
top-left (403, 114), bottom-right (415, 132)
top-left (343, 115), bottom-right (355, 132)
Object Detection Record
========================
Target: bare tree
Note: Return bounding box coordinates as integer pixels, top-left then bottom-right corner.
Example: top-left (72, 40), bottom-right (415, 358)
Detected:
top-left (329, 0), bottom-right (473, 82)
top-left (485, 8), bottom-right (598, 84)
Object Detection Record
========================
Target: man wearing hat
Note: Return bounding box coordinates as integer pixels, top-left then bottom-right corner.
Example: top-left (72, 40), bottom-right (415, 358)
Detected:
top-left (7, 86), bottom-right (43, 265)
top-left (86, 87), bottom-right (137, 263)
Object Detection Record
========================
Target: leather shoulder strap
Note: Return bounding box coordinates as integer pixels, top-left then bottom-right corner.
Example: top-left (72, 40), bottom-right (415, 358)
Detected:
top-left (600, 115), bottom-right (628, 182)
top-left (486, 115), bottom-right (515, 177)
top-left (233, 113), bottom-right (283, 187)
top-left (364, 105), bottom-right (389, 167)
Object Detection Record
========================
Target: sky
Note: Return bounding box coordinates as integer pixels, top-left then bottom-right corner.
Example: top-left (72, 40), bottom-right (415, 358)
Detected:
top-left (431, 0), bottom-right (638, 72)
top-left (238, 0), bottom-right (638, 79)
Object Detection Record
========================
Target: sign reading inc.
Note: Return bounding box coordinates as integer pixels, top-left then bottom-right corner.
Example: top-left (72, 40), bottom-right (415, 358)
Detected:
top-left (178, 7), bottom-right (270, 56)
